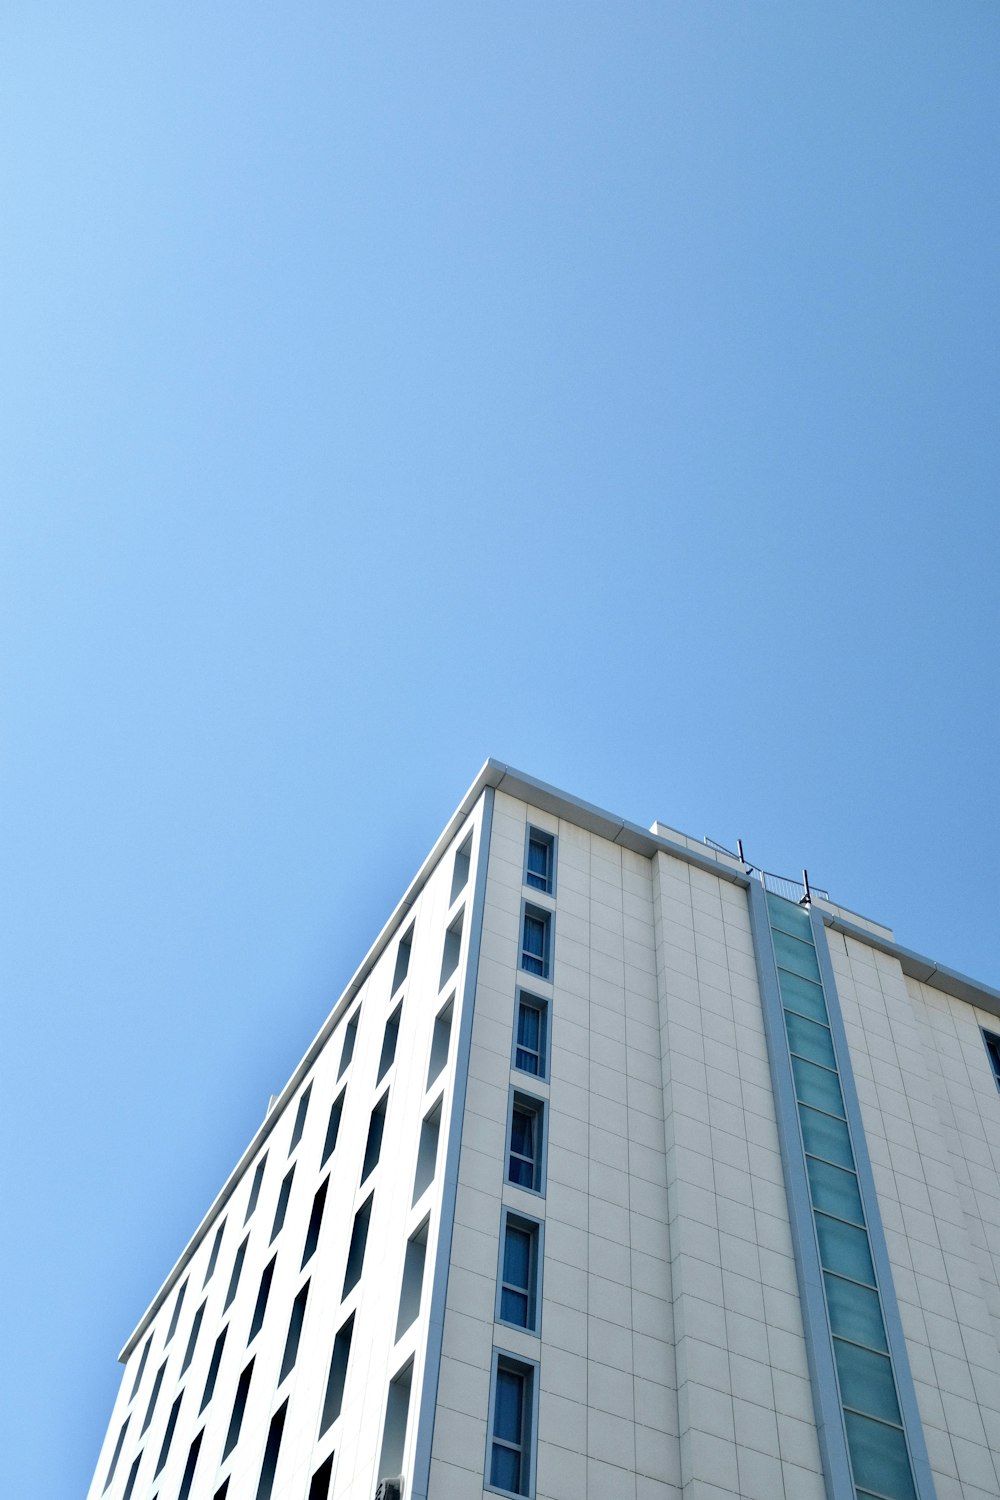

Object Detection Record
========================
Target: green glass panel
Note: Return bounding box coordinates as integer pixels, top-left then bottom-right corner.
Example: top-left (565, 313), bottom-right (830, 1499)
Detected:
top-left (766, 892), bottom-right (813, 939)
top-left (785, 1011), bottom-right (838, 1070)
top-left (777, 969), bottom-right (828, 1024)
top-left (815, 1213), bottom-right (876, 1287)
top-left (844, 1411), bottom-right (916, 1500)
top-left (807, 1157), bottom-right (865, 1226)
top-left (824, 1274), bottom-right (888, 1353)
top-left (791, 1055), bottom-right (845, 1117)
top-left (835, 1338), bottom-right (901, 1425)
top-left (771, 928), bottom-right (822, 982)
top-left (799, 1105), bottom-right (854, 1168)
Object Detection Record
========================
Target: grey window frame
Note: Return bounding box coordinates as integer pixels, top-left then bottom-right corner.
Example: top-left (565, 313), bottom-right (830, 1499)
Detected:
top-left (981, 1028), bottom-right (1000, 1091)
top-left (523, 827), bottom-right (556, 896)
top-left (485, 1349), bottom-right (539, 1499)
top-left (495, 1209), bottom-right (543, 1334)
top-left (519, 902), bottom-right (552, 981)
top-left (512, 991), bottom-right (549, 1080)
top-left (506, 1090), bottom-right (547, 1196)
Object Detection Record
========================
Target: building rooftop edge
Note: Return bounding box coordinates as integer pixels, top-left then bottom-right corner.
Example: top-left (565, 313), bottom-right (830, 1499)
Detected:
top-left (117, 758), bottom-right (1000, 1363)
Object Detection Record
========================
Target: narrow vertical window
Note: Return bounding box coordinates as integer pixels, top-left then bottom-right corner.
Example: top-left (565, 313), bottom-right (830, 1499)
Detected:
top-left (489, 1357), bottom-right (534, 1496)
top-left (525, 828), bottom-right (554, 894)
top-left (270, 1165), bottom-right (295, 1242)
top-left (102, 1416), bottom-right (130, 1492)
top-left (377, 1004), bottom-right (402, 1082)
top-left (320, 1314), bottom-right (355, 1433)
top-left (301, 1176), bottom-right (329, 1268)
top-left (279, 1280), bottom-right (310, 1383)
top-left (224, 1237), bottom-right (249, 1312)
top-left (308, 1454), bottom-right (334, 1500)
top-left (255, 1400), bottom-right (288, 1500)
top-left (412, 1099), bottom-right (441, 1204)
top-left (508, 1095), bottom-right (545, 1192)
top-left (199, 1327), bottom-right (228, 1413)
top-left (982, 1029), bottom-right (1000, 1090)
top-left (338, 1010), bottom-right (360, 1078)
top-left (377, 1359), bottom-right (413, 1484)
top-left (440, 909), bottom-right (464, 988)
top-left (244, 1155), bottom-right (268, 1224)
top-left (361, 1093), bottom-right (388, 1184)
top-left (128, 1334), bottom-right (152, 1401)
top-left (140, 1361), bottom-right (167, 1436)
top-left (391, 928), bottom-right (413, 994)
top-left (322, 1089), bottom-right (346, 1165)
top-left (499, 1214), bottom-right (541, 1331)
top-left (450, 835), bottom-right (472, 904)
top-left (223, 1359), bottom-right (254, 1458)
top-left (165, 1278), bottom-right (188, 1346)
top-left (248, 1256), bottom-right (276, 1343)
top-left (176, 1430), bottom-right (203, 1500)
top-left (520, 906), bottom-right (551, 979)
top-left (427, 998), bottom-right (453, 1088)
top-left (395, 1220), bottom-right (428, 1340)
top-left (203, 1219), bottom-right (226, 1287)
top-left (514, 993), bottom-right (548, 1078)
top-left (122, 1452), bottom-right (142, 1500)
top-left (289, 1083), bottom-right (312, 1154)
top-left (342, 1196), bottom-right (373, 1296)
top-left (180, 1300), bottom-right (206, 1375)
top-left (154, 1392), bottom-right (183, 1477)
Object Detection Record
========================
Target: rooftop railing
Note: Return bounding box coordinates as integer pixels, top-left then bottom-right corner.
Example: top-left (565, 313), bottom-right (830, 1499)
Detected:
top-left (703, 836), bottom-right (830, 904)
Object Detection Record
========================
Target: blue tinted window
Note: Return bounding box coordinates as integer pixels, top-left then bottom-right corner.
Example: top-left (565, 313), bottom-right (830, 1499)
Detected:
top-left (798, 1105), bottom-right (854, 1169)
top-left (521, 911), bottom-right (549, 978)
top-left (806, 1157), bottom-right (865, 1227)
top-left (490, 1362), bottom-right (531, 1495)
top-left (771, 927), bottom-right (822, 983)
top-left (815, 1213), bottom-right (876, 1287)
top-left (515, 997), bottom-right (546, 1077)
top-left (823, 1274), bottom-right (888, 1353)
top-left (526, 831), bottom-right (553, 893)
top-left (500, 1219), bottom-right (538, 1330)
top-left (791, 1055), bottom-right (845, 1118)
top-left (843, 1411), bottom-right (916, 1500)
top-left (509, 1105), bottom-right (540, 1190)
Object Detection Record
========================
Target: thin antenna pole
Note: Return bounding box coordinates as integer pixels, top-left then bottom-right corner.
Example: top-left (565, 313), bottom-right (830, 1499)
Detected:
top-left (802, 868), bottom-right (812, 903)
top-left (737, 839), bottom-right (745, 865)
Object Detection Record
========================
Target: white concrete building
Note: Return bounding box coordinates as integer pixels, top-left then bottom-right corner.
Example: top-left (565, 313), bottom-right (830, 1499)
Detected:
top-left (88, 762), bottom-right (1000, 1500)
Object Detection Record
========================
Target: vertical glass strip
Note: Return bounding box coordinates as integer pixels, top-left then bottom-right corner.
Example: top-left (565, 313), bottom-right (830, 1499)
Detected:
top-left (761, 891), bottom-right (921, 1500)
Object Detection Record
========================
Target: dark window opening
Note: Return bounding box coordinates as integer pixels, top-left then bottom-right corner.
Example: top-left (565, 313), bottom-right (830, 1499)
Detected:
top-left (302, 1176), bottom-right (329, 1268)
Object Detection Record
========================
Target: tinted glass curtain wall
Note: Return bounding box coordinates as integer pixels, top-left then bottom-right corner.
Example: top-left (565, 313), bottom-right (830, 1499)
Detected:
top-left (751, 888), bottom-right (936, 1500)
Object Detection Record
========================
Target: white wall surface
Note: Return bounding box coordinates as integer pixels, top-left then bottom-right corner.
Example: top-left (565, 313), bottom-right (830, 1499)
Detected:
top-left (88, 799), bottom-right (489, 1500)
top-left (830, 933), bottom-right (1000, 1500)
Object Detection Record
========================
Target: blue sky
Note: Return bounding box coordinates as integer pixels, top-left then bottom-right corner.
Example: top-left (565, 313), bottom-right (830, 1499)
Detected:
top-left (3, 5), bottom-right (999, 1494)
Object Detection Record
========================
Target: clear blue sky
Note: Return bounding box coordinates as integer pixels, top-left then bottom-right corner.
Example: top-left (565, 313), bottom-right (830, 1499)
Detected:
top-left (3, 5), bottom-right (998, 1494)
